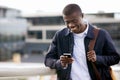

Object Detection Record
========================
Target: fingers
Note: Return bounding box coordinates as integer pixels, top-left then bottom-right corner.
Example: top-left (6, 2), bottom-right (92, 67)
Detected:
top-left (87, 50), bottom-right (96, 62)
top-left (60, 55), bottom-right (67, 63)
top-left (60, 55), bottom-right (68, 67)
top-left (60, 55), bottom-right (74, 65)
top-left (67, 58), bottom-right (74, 64)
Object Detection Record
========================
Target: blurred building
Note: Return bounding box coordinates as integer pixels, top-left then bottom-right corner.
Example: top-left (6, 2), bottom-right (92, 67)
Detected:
top-left (85, 13), bottom-right (120, 53)
top-left (0, 6), bottom-right (21, 18)
top-left (23, 12), bottom-right (120, 56)
top-left (23, 12), bottom-right (64, 55)
top-left (0, 6), bottom-right (27, 61)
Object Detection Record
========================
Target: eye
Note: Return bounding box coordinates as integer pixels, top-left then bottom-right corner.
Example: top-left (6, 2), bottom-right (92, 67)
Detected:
top-left (72, 19), bottom-right (78, 23)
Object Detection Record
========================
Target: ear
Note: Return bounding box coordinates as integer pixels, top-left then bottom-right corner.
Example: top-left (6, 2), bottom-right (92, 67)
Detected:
top-left (79, 13), bottom-right (84, 18)
top-left (82, 13), bottom-right (84, 18)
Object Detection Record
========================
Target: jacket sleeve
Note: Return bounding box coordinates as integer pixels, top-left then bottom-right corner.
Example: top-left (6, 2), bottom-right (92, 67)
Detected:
top-left (96, 30), bottom-right (120, 67)
top-left (44, 31), bottom-right (63, 70)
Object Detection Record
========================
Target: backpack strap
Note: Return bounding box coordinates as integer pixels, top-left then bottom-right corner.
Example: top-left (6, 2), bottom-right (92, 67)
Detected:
top-left (88, 27), bottom-right (101, 80)
top-left (88, 28), bottom-right (99, 51)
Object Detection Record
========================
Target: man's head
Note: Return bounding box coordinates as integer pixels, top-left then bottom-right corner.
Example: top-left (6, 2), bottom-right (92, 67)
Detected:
top-left (63, 4), bottom-right (82, 16)
top-left (63, 4), bottom-right (86, 34)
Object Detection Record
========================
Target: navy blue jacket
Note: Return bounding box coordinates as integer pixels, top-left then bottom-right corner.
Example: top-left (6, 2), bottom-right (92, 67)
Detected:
top-left (44, 24), bottom-right (120, 80)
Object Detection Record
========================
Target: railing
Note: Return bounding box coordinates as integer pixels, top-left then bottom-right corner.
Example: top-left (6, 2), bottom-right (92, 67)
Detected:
top-left (0, 62), bottom-right (119, 80)
top-left (0, 62), bottom-right (56, 80)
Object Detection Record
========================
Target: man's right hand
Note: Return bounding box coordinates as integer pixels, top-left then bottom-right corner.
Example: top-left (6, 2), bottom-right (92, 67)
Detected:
top-left (60, 55), bottom-right (74, 68)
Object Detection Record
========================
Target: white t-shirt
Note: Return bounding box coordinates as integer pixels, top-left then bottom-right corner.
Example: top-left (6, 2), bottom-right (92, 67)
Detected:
top-left (70, 22), bottom-right (91, 80)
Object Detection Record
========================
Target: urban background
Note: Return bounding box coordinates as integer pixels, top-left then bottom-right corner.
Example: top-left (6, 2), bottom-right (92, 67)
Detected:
top-left (0, 3), bottom-right (120, 80)
top-left (0, 6), bottom-right (120, 63)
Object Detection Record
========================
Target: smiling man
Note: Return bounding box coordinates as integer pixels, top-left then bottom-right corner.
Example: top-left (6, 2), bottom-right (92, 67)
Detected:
top-left (44, 4), bottom-right (120, 80)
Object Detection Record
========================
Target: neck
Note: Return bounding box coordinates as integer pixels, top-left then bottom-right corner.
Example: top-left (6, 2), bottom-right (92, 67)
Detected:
top-left (78, 24), bottom-right (87, 33)
top-left (82, 24), bottom-right (87, 32)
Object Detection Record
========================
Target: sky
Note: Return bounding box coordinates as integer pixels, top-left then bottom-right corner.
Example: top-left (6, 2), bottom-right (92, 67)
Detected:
top-left (0, 0), bottom-right (120, 15)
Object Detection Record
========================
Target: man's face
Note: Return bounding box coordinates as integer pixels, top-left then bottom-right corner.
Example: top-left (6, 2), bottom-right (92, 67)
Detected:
top-left (63, 12), bottom-right (84, 33)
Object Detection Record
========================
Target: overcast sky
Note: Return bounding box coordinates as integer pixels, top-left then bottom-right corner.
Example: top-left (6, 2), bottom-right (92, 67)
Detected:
top-left (0, 0), bottom-right (120, 15)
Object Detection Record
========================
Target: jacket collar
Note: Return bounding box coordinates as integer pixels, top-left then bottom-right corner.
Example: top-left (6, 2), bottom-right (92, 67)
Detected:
top-left (65, 24), bottom-right (95, 39)
top-left (65, 28), bottom-right (72, 36)
top-left (86, 24), bottom-right (95, 39)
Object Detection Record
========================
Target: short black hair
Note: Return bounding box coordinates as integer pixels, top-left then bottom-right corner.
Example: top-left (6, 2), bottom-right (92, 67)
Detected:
top-left (62, 4), bottom-right (82, 15)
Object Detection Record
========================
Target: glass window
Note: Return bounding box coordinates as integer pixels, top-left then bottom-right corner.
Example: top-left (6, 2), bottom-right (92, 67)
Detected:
top-left (39, 16), bottom-right (64, 25)
top-left (28, 31), bottom-right (42, 39)
top-left (46, 30), bottom-right (57, 39)
top-left (36, 31), bottom-right (42, 39)
top-left (28, 31), bottom-right (35, 38)
top-left (26, 16), bottom-right (64, 25)
top-left (93, 23), bottom-right (120, 39)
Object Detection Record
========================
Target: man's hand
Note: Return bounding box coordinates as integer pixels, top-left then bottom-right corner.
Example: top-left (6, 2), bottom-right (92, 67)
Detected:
top-left (60, 55), bottom-right (74, 68)
top-left (87, 50), bottom-right (96, 62)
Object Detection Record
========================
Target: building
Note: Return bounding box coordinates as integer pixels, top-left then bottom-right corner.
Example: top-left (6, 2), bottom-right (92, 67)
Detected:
top-left (0, 6), bottom-right (27, 61)
top-left (86, 13), bottom-right (120, 53)
top-left (23, 12), bottom-right (120, 55)
top-left (0, 6), bottom-right (21, 18)
top-left (23, 12), bottom-right (64, 55)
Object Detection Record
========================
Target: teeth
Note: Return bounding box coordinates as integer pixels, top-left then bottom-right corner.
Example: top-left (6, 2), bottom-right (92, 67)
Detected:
top-left (71, 27), bottom-right (76, 29)
top-left (71, 27), bottom-right (75, 28)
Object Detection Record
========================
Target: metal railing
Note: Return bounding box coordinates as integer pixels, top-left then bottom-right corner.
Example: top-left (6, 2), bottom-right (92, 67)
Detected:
top-left (0, 62), bottom-right (55, 77)
top-left (0, 62), bottom-right (119, 80)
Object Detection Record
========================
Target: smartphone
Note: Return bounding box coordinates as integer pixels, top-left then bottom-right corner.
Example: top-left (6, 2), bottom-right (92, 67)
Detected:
top-left (63, 53), bottom-right (71, 58)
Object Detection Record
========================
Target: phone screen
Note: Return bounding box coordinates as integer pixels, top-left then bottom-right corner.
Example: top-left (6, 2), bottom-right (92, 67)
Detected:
top-left (63, 53), bottom-right (71, 58)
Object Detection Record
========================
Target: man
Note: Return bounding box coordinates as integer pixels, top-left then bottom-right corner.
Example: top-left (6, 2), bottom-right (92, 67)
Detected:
top-left (44, 4), bottom-right (120, 80)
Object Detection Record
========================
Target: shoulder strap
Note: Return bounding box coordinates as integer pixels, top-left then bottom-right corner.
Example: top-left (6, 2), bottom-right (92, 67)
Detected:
top-left (88, 28), bottom-right (99, 51)
top-left (88, 27), bottom-right (101, 80)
